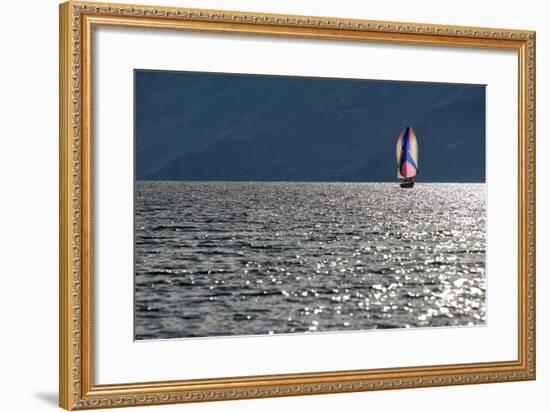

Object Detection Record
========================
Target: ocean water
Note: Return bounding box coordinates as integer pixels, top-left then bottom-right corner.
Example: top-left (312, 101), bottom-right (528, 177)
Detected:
top-left (135, 181), bottom-right (486, 340)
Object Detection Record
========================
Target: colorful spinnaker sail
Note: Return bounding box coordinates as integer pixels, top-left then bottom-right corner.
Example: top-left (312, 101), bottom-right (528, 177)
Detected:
top-left (396, 126), bottom-right (418, 179)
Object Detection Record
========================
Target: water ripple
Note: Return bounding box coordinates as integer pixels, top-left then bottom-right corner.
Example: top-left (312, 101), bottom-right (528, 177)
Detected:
top-left (135, 182), bottom-right (486, 339)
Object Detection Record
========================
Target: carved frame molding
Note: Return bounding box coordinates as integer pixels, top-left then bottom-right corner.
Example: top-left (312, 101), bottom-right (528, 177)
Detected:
top-left (59, 1), bottom-right (535, 409)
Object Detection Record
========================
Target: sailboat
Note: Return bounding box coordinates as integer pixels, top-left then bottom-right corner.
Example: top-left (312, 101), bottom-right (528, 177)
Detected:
top-left (396, 126), bottom-right (418, 188)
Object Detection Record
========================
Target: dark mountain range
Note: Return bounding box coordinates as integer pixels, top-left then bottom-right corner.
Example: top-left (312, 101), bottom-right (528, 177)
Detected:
top-left (136, 70), bottom-right (485, 182)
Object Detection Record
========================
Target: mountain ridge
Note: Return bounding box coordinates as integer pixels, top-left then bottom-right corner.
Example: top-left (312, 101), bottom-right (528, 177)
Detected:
top-left (136, 71), bottom-right (486, 182)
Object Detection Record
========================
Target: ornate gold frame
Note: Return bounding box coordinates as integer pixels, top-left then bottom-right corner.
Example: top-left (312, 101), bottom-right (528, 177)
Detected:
top-left (59, 1), bottom-right (536, 409)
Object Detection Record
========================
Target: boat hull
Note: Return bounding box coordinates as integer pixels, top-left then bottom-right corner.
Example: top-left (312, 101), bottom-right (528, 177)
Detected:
top-left (399, 180), bottom-right (415, 188)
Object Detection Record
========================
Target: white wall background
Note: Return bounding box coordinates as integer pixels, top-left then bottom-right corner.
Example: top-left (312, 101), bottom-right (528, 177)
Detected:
top-left (0, 0), bottom-right (546, 411)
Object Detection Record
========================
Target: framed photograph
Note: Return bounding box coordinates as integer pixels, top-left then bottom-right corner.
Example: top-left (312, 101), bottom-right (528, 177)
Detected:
top-left (59, 1), bottom-right (536, 409)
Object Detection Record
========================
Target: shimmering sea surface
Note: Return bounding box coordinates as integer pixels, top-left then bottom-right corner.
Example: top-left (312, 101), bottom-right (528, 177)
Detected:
top-left (135, 181), bottom-right (486, 340)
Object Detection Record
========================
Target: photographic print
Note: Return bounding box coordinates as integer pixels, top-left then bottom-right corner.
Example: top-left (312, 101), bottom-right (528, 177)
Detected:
top-left (134, 70), bottom-right (486, 340)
